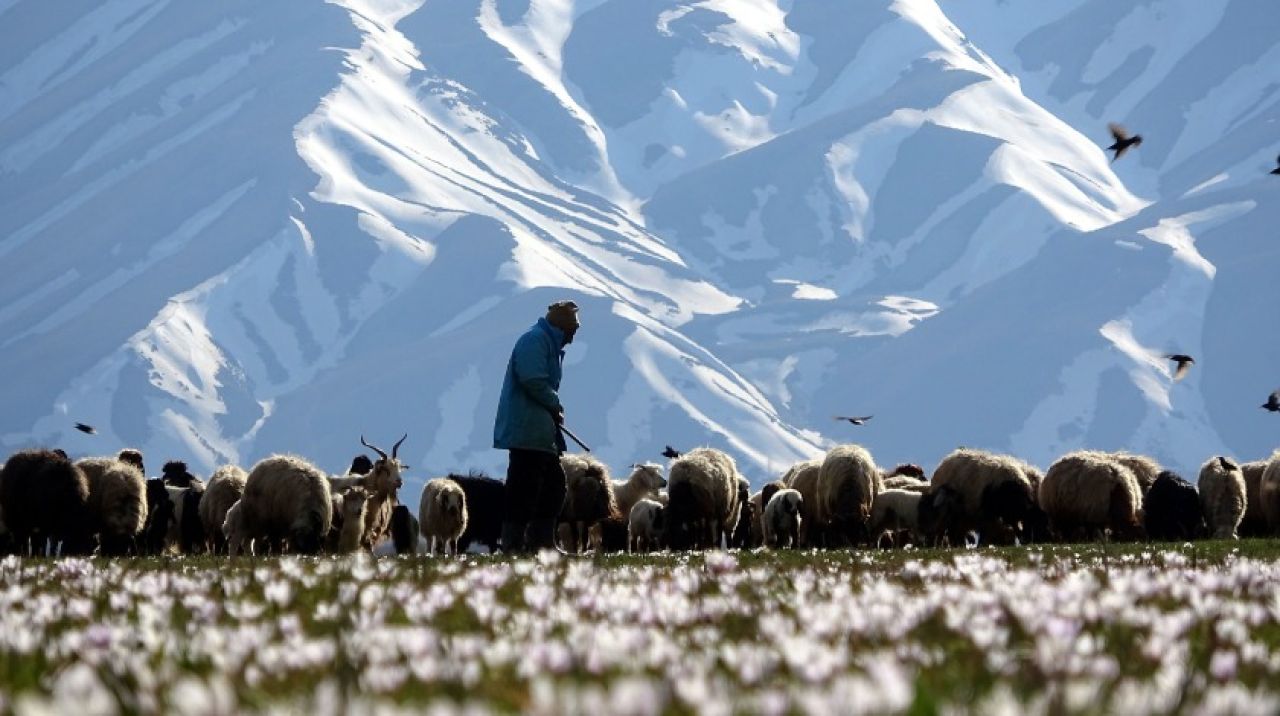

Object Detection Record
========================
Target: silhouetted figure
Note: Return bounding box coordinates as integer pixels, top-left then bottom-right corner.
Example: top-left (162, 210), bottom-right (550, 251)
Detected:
top-left (1164, 354), bottom-right (1194, 381)
top-left (1107, 123), bottom-right (1142, 162)
top-left (1263, 390), bottom-right (1280, 413)
top-left (834, 415), bottom-right (873, 425)
top-left (74, 422), bottom-right (96, 435)
top-left (661, 445), bottom-right (681, 460)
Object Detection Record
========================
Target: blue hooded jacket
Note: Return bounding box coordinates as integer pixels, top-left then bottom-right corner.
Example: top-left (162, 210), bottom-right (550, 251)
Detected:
top-left (493, 318), bottom-right (567, 454)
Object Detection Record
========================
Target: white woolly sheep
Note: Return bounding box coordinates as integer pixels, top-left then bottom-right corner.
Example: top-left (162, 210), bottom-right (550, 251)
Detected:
top-left (199, 465), bottom-right (247, 554)
top-left (815, 444), bottom-right (880, 547)
top-left (76, 457), bottom-right (147, 556)
top-left (613, 463), bottom-right (667, 522)
top-left (238, 454), bottom-right (333, 555)
top-left (762, 489), bottom-right (803, 549)
top-left (666, 448), bottom-right (742, 550)
top-left (929, 448), bottom-right (1039, 545)
top-left (1239, 459), bottom-right (1269, 537)
top-left (627, 498), bottom-right (666, 553)
top-left (1260, 451), bottom-right (1280, 532)
top-left (1110, 452), bottom-right (1161, 494)
top-left (1198, 456), bottom-right (1246, 539)
top-left (1039, 451), bottom-right (1143, 542)
top-left (419, 478), bottom-right (468, 556)
top-left (749, 481), bottom-right (787, 546)
top-left (868, 488), bottom-right (922, 548)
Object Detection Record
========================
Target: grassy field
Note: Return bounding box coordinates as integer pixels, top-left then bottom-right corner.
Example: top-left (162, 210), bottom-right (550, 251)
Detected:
top-left (1, 542), bottom-right (1279, 714)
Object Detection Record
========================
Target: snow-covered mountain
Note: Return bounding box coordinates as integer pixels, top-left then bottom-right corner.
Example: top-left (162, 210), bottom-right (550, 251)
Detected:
top-left (1, 0), bottom-right (1276, 491)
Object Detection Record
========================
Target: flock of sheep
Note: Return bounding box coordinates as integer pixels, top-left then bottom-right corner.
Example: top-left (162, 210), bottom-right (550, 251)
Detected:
top-left (1, 437), bottom-right (1278, 558)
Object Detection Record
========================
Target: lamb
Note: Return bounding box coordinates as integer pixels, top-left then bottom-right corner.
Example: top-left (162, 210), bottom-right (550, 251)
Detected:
top-left (868, 489), bottom-right (922, 548)
top-left (161, 460), bottom-right (202, 489)
top-left (1039, 451), bottom-right (1144, 542)
top-left (451, 472), bottom-right (503, 553)
top-left (627, 498), bottom-right (666, 553)
top-left (749, 481), bottom-right (786, 546)
top-left (612, 463), bottom-right (667, 523)
top-left (783, 460), bottom-right (822, 547)
top-left (419, 478), bottom-right (468, 556)
top-left (333, 487), bottom-right (369, 554)
top-left (354, 435), bottom-right (407, 551)
top-left (762, 489), bottom-right (803, 549)
top-left (1260, 451), bottom-right (1280, 531)
top-left (222, 500), bottom-right (248, 557)
top-left (814, 444), bottom-right (881, 547)
top-left (1238, 460), bottom-right (1269, 537)
top-left (1143, 470), bottom-right (1205, 541)
top-left (665, 448), bottom-right (742, 550)
top-left (199, 465), bottom-right (247, 554)
top-left (559, 454), bottom-right (619, 553)
top-left (928, 448), bottom-right (1040, 545)
top-left (0, 449), bottom-right (92, 556)
top-left (76, 457), bottom-right (148, 556)
top-left (390, 504), bottom-right (420, 555)
top-left (1198, 456), bottom-right (1246, 540)
top-left (1110, 452), bottom-right (1161, 494)
top-left (237, 454), bottom-right (333, 555)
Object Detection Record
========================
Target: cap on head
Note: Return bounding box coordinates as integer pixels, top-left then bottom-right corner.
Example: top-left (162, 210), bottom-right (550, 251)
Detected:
top-left (546, 300), bottom-right (579, 323)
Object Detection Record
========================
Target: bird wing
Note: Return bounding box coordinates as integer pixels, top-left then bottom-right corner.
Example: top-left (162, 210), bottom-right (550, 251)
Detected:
top-left (1108, 123), bottom-right (1128, 141)
top-left (1113, 143), bottom-right (1132, 160)
top-left (1173, 362), bottom-right (1191, 381)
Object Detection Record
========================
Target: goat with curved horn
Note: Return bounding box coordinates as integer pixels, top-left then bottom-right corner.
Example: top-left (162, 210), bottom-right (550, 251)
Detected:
top-left (360, 435), bottom-right (387, 461)
top-left (392, 434), bottom-right (407, 460)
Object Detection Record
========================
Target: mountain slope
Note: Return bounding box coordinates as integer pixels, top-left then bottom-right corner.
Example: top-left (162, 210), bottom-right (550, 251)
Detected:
top-left (1, 0), bottom-right (1275, 488)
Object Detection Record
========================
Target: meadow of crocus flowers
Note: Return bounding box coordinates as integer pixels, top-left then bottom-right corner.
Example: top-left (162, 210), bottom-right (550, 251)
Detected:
top-left (1, 543), bottom-right (1279, 714)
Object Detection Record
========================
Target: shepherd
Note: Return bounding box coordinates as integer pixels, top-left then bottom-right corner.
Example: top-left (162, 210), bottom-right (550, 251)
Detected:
top-left (494, 299), bottom-right (581, 553)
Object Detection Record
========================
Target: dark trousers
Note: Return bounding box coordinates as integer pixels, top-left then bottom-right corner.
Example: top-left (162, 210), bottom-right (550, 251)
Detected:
top-left (504, 449), bottom-right (567, 523)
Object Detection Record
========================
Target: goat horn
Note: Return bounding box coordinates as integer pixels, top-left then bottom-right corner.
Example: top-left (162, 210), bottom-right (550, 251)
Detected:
top-left (360, 435), bottom-right (388, 461)
top-left (392, 433), bottom-right (408, 460)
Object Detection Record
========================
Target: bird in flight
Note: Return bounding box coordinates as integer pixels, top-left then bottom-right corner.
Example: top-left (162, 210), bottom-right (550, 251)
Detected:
top-left (834, 415), bottom-right (873, 426)
top-left (1271, 155), bottom-right (1280, 175)
top-left (1107, 123), bottom-right (1143, 162)
top-left (1262, 390), bottom-right (1280, 413)
top-left (1164, 354), bottom-right (1194, 381)
top-left (74, 422), bottom-right (97, 434)
top-left (661, 445), bottom-right (681, 459)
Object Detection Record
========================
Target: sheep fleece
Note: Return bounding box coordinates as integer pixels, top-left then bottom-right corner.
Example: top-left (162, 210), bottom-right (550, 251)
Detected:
top-left (1198, 457), bottom-right (1246, 539)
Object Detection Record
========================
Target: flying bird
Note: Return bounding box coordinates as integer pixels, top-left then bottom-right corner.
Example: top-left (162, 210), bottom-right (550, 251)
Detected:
top-left (1106, 123), bottom-right (1143, 162)
top-left (1164, 354), bottom-right (1194, 381)
top-left (1262, 390), bottom-right (1280, 413)
top-left (661, 445), bottom-right (681, 459)
top-left (834, 415), bottom-right (873, 426)
top-left (1271, 155), bottom-right (1280, 175)
top-left (74, 422), bottom-right (96, 435)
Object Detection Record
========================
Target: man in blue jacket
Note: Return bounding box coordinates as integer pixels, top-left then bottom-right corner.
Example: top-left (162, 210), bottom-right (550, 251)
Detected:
top-left (494, 300), bottom-right (580, 553)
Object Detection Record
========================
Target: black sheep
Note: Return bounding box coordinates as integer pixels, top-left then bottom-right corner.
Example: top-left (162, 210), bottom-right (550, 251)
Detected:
top-left (390, 504), bottom-right (419, 555)
top-left (1144, 470), bottom-right (1206, 541)
top-left (140, 478), bottom-right (172, 554)
top-left (729, 480), bottom-right (753, 549)
top-left (0, 449), bottom-right (93, 555)
top-left (451, 472), bottom-right (504, 553)
top-left (162, 460), bottom-right (202, 489)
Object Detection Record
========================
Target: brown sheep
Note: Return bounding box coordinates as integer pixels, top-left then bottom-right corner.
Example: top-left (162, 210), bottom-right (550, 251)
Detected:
top-left (815, 444), bottom-right (880, 547)
top-left (76, 457), bottom-right (147, 556)
top-left (783, 460), bottom-right (822, 547)
top-left (1039, 451), bottom-right (1143, 542)
top-left (199, 465), bottom-right (247, 554)
top-left (1239, 460), bottom-right (1269, 537)
top-left (666, 447), bottom-right (741, 550)
top-left (238, 455), bottom-right (333, 555)
top-left (0, 450), bottom-right (92, 555)
top-left (928, 448), bottom-right (1039, 544)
